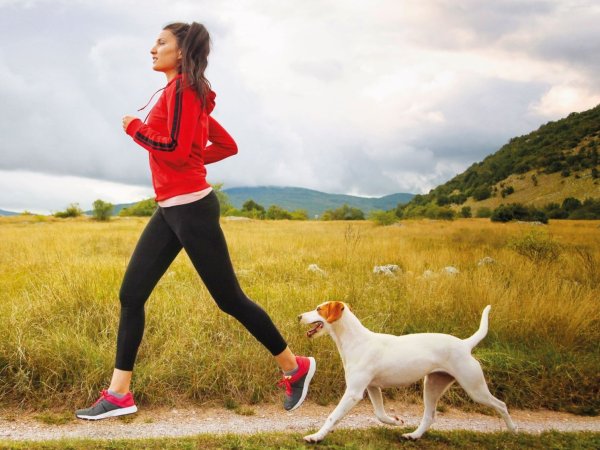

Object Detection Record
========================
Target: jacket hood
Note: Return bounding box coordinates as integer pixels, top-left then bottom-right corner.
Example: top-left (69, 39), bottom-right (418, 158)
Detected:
top-left (205, 89), bottom-right (216, 114)
top-left (172, 74), bottom-right (216, 113)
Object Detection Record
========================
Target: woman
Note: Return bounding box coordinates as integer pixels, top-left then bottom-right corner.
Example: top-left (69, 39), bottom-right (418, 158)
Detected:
top-left (75, 22), bottom-right (316, 420)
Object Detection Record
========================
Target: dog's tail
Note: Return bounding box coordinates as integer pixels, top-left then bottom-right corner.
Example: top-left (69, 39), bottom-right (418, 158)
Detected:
top-left (463, 305), bottom-right (491, 350)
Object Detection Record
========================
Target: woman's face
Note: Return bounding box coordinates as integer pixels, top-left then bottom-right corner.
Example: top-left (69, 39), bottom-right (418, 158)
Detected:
top-left (150, 29), bottom-right (181, 73)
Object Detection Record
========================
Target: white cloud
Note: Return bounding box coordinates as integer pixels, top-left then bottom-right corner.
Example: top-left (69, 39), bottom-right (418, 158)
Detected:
top-left (531, 84), bottom-right (600, 117)
top-left (0, 0), bottom-right (599, 210)
top-left (0, 170), bottom-right (153, 214)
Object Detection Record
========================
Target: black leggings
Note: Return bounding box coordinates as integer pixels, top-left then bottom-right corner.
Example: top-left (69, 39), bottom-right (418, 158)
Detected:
top-left (115, 190), bottom-right (288, 371)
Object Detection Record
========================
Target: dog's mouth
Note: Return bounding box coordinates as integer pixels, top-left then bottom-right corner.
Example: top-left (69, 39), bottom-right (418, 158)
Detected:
top-left (307, 321), bottom-right (324, 338)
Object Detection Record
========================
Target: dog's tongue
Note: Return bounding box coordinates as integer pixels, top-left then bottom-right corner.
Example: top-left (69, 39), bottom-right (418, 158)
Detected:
top-left (306, 322), bottom-right (323, 337)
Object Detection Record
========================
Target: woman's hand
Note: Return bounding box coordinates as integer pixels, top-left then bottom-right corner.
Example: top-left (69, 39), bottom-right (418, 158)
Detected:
top-left (122, 115), bottom-right (138, 132)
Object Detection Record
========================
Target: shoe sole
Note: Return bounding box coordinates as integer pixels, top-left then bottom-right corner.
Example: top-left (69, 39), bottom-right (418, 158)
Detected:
top-left (288, 357), bottom-right (316, 412)
top-left (76, 405), bottom-right (138, 420)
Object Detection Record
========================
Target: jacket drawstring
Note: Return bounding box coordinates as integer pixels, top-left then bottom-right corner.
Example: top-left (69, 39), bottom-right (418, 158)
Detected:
top-left (137, 86), bottom-right (166, 123)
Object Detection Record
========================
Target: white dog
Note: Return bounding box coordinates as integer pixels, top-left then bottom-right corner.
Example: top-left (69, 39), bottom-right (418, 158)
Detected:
top-left (298, 301), bottom-right (516, 442)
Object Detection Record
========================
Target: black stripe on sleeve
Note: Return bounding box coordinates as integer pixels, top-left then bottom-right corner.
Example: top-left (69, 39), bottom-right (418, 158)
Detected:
top-left (134, 79), bottom-right (183, 152)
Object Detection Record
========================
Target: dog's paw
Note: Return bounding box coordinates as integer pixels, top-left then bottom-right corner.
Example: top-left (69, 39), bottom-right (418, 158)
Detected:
top-left (402, 432), bottom-right (421, 440)
top-left (381, 415), bottom-right (404, 426)
top-left (303, 433), bottom-right (324, 443)
top-left (392, 415), bottom-right (404, 425)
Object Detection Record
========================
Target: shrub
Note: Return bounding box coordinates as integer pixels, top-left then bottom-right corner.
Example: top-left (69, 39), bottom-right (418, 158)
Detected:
top-left (54, 203), bottom-right (83, 218)
top-left (290, 209), bottom-right (309, 220)
top-left (449, 193), bottom-right (467, 205)
top-left (562, 197), bottom-right (582, 212)
top-left (508, 229), bottom-right (561, 262)
top-left (92, 199), bottom-right (113, 221)
top-left (321, 204), bottom-right (365, 220)
top-left (501, 186), bottom-right (515, 198)
top-left (434, 207), bottom-right (456, 220)
top-left (531, 174), bottom-right (538, 186)
top-left (369, 210), bottom-right (398, 226)
top-left (119, 198), bottom-right (157, 216)
top-left (460, 206), bottom-right (472, 218)
top-left (569, 198), bottom-right (600, 219)
top-left (491, 203), bottom-right (548, 224)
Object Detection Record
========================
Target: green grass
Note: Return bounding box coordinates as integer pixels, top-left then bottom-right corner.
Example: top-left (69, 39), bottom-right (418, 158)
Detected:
top-left (0, 217), bottom-right (598, 415)
top-left (1, 429), bottom-right (599, 449)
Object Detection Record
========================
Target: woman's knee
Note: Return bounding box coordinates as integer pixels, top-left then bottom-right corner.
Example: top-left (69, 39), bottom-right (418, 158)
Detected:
top-left (119, 285), bottom-right (146, 309)
top-left (214, 292), bottom-right (252, 316)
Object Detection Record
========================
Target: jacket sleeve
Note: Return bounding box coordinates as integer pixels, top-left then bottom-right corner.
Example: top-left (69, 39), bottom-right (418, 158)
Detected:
top-left (203, 116), bottom-right (238, 164)
top-left (126, 79), bottom-right (201, 164)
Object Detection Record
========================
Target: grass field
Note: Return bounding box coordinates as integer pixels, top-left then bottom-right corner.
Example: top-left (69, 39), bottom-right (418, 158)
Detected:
top-left (0, 215), bottom-right (598, 416)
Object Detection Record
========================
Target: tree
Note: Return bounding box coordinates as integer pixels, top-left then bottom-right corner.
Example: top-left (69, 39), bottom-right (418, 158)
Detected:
top-left (472, 185), bottom-right (492, 201)
top-left (212, 183), bottom-right (233, 215)
top-left (241, 199), bottom-right (265, 219)
top-left (460, 206), bottom-right (472, 218)
top-left (266, 205), bottom-right (292, 220)
top-left (92, 199), bottom-right (113, 221)
top-left (119, 198), bottom-right (157, 216)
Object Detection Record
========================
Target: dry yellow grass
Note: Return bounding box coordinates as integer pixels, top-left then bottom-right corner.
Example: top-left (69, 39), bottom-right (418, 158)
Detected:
top-left (0, 215), bottom-right (598, 414)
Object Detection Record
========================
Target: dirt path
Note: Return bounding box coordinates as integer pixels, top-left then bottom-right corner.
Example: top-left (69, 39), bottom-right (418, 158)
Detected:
top-left (1, 401), bottom-right (598, 442)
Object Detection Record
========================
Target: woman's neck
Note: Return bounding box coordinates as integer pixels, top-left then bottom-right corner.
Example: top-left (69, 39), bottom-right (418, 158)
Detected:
top-left (165, 69), bottom-right (179, 83)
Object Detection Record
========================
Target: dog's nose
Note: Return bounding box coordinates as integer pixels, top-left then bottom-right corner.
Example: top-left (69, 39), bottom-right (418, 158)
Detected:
top-left (297, 314), bottom-right (302, 321)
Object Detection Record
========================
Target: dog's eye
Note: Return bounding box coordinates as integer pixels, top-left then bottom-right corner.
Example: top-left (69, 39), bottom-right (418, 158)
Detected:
top-left (316, 307), bottom-right (321, 311)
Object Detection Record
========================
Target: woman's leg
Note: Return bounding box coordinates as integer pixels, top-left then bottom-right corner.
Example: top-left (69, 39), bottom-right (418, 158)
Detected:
top-left (161, 192), bottom-right (289, 359)
top-left (76, 208), bottom-right (183, 420)
top-left (113, 207), bottom-right (183, 385)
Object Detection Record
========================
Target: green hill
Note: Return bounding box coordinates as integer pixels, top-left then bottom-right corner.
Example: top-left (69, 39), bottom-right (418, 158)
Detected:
top-left (222, 186), bottom-right (413, 218)
top-left (404, 104), bottom-right (600, 212)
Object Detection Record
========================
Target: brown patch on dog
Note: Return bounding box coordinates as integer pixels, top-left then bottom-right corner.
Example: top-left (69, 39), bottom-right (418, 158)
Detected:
top-left (317, 301), bottom-right (346, 324)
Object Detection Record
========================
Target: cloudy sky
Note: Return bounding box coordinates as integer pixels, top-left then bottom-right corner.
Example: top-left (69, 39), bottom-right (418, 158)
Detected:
top-left (1, 0), bottom-right (599, 213)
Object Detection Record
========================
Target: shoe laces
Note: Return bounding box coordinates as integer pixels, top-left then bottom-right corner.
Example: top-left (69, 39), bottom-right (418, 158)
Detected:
top-left (277, 375), bottom-right (293, 396)
top-left (93, 389), bottom-right (109, 406)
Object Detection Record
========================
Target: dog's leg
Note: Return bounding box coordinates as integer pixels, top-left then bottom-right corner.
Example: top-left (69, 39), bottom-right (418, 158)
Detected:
top-left (454, 358), bottom-right (517, 433)
top-left (403, 371), bottom-right (455, 440)
top-left (366, 386), bottom-right (403, 426)
top-left (304, 379), bottom-right (369, 443)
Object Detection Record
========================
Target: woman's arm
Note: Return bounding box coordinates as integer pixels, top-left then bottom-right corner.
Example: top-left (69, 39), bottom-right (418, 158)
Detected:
top-left (125, 79), bottom-right (201, 164)
top-left (203, 116), bottom-right (238, 164)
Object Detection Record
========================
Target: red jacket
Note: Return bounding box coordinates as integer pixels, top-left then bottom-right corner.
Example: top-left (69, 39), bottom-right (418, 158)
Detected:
top-left (125, 74), bottom-right (238, 201)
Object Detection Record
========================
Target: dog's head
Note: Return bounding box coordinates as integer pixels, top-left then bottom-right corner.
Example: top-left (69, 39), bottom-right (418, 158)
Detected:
top-left (298, 301), bottom-right (348, 339)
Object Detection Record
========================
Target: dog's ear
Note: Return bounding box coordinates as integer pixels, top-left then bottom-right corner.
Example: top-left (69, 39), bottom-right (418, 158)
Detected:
top-left (324, 301), bottom-right (345, 323)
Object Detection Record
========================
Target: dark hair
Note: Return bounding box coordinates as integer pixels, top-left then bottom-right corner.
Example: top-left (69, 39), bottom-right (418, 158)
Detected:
top-left (163, 22), bottom-right (212, 109)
